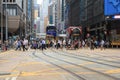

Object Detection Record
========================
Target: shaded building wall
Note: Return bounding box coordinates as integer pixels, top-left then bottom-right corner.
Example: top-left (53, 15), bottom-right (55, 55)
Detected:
top-left (68, 0), bottom-right (80, 26)
top-left (66, 0), bottom-right (120, 41)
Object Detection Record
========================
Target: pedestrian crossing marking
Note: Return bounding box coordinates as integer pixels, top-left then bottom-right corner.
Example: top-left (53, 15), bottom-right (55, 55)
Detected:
top-left (5, 77), bottom-right (17, 80)
top-left (11, 77), bottom-right (17, 80)
top-left (5, 77), bottom-right (10, 80)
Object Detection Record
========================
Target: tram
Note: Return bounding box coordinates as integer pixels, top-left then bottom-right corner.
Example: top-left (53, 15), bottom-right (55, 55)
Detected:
top-left (66, 26), bottom-right (82, 49)
top-left (66, 26), bottom-right (82, 40)
top-left (46, 25), bottom-right (56, 39)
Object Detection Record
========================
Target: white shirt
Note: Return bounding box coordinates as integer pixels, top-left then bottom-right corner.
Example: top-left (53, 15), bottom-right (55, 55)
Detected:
top-left (42, 40), bottom-right (46, 44)
top-left (23, 39), bottom-right (28, 45)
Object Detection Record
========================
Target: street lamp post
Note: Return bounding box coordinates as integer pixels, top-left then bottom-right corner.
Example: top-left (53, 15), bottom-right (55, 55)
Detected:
top-left (5, 0), bottom-right (8, 40)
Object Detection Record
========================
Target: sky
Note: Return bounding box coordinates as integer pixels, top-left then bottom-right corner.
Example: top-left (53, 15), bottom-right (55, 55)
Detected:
top-left (37, 0), bottom-right (43, 4)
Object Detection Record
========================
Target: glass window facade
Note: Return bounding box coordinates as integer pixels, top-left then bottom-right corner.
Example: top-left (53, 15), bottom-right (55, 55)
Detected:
top-left (6, 8), bottom-right (16, 16)
top-left (3, 0), bottom-right (16, 2)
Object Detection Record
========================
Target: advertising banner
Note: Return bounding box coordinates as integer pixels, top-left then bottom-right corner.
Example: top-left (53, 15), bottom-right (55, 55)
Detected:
top-left (104, 0), bottom-right (120, 15)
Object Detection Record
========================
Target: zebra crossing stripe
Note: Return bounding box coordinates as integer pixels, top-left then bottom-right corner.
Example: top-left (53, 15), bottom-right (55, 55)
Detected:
top-left (11, 77), bottom-right (17, 80)
top-left (5, 77), bottom-right (10, 80)
top-left (5, 77), bottom-right (17, 80)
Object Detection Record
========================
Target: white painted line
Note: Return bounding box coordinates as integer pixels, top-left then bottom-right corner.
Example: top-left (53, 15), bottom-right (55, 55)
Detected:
top-left (5, 77), bottom-right (10, 80)
top-left (11, 77), bottom-right (17, 80)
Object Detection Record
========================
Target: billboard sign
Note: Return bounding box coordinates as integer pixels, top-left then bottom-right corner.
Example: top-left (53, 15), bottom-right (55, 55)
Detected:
top-left (104, 0), bottom-right (120, 15)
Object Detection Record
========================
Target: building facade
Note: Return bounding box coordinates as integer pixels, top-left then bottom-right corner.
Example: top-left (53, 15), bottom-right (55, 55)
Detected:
top-left (82, 0), bottom-right (116, 41)
top-left (0, 0), bottom-right (34, 40)
top-left (0, 0), bottom-right (6, 41)
top-left (65, 0), bottom-right (120, 42)
top-left (56, 0), bottom-right (66, 35)
top-left (40, 0), bottom-right (50, 33)
top-left (27, 0), bottom-right (34, 37)
top-left (65, 0), bottom-right (81, 27)
top-left (48, 0), bottom-right (56, 25)
top-left (2, 0), bottom-right (25, 38)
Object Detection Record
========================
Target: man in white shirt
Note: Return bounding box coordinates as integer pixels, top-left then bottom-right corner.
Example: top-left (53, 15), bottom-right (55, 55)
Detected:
top-left (42, 39), bottom-right (46, 50)
top-left (23, 38), bottom-right (28, 51)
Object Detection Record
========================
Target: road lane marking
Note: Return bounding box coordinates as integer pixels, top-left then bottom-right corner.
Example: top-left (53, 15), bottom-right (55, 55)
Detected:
top-left (20, 71), bottom-right (95, 76)
top-left (105, 69), bottom-right (120, 74)
top-left (11, 77), bottom-right (17, 80)
top-left (5, 77), bottom-right (10, 80)
top-left (5, 77), bottom-right (17, 80)
top-left (18, 62), bottom-right (44, 66)
top-left (0, 60), bottom-right (9, 63)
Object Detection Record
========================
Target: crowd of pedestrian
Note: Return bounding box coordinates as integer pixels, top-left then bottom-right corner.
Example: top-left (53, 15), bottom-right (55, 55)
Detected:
top-left (0, 36), bottom-right (112, 52)
top-left (12, 37), bottom-right (111, 51)
top-left (0, 39), bottom-right (13, 51)
top-left (14, 38), bottom-right (28, 51)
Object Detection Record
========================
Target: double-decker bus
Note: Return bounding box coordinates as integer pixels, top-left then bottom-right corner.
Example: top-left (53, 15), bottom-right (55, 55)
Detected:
top-left (46, 26), bottom-right (56, 38)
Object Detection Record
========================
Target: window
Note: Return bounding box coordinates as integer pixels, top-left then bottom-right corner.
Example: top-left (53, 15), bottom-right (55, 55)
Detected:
top-left (13, 9), bottom-right (16, 15)
top-left (9, 9), bottom-right (12, 15)
top-left (3, 0), bottom-right (5, 2)
top-left (13, 0), bottom-right (15, 2)
top-left (3, 0), bottom-right (8, 2)
top-left (10, 0), bottom-right (12, 2)
top-left (7, 8), bottom-right (17, 16)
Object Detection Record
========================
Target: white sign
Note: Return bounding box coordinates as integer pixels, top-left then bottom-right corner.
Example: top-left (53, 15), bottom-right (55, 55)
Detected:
top-left (36, 33), bottom-right (46, 38)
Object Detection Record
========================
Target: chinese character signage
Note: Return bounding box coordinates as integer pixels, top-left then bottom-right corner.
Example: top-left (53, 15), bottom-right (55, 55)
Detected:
top-left (104, 0), bottom-right (120, 15)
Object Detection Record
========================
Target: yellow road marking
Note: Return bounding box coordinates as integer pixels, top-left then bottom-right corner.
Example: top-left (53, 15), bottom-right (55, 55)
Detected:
top-left (19, 61), bottom-right (94, 67)
top-left (105, 69), bottom-right (120, 74)
top-left (0, 71), bottom-right (94, 78)
top-left (0, 60), bottom-right (9, 63)
top-left (18, 62), bottom-right (44, 66)
top-left (0, 61), bottom-right (94, 78)
top-left (20, 71), bottom-right (95, 76)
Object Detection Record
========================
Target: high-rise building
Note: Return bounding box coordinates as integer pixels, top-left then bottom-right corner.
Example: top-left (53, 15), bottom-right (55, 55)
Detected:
top-left (31, 0), bottom-right (35, 37)
top-left (40, 0), bottom-right (50, 33)
top-left (0, 0), bottom-right (34, 39)
top-left (80, 0), bottom-right (109, 40)
top-left (27, 0), bottom-right (33, 36)
top-left (34, 4), bottom-right (40, 19)
top-left (65, 0), bottom-right (81, 27)
top-left (66, 0), bottom-right (120, 42)
top-left (34, 1), bottom-right (41, 38)
top-left (2, 0), bottom-right (25, 38)
top-left (48, 0), bottom-right (56, 25)
top-left (56, 0), bottom-right (66, 34)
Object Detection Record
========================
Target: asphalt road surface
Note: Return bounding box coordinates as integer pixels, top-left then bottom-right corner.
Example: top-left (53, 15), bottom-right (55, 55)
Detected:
top-left (0, 49), bottom-right (120, 80)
